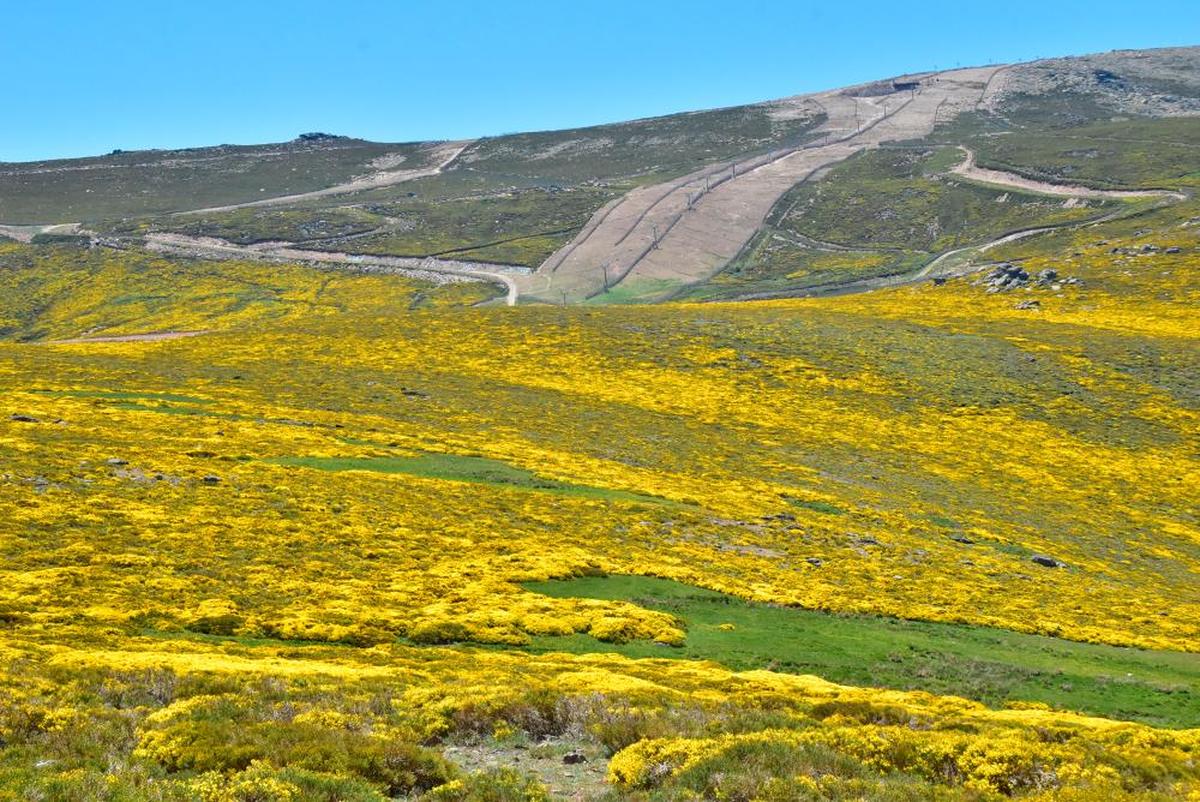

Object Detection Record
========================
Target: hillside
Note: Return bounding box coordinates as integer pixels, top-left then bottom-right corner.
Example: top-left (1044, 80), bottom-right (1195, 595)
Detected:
top-left (1, 46), bottom-right (1199, 802)
top-left (5, 47), bottom-right (1199, 304)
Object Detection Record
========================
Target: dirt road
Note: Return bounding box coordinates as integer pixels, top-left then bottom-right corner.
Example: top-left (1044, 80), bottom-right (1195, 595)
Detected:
top-left (0, 222), bottom-right (85, 243)
top-left (521, 67), bottom-right (1004, 304)
top-left (950, 147), bottom-right (1187, 201)
top-left (141, 233), bottom-right (523, 305)
top-left (172, 140), bottom-right (474, 216)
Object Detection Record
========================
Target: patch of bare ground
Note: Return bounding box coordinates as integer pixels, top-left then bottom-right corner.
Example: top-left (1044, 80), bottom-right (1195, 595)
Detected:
top-left (443, 738), bottom-right (609, 801)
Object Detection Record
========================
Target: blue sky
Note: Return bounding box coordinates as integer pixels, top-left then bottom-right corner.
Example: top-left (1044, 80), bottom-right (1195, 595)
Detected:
top-left (3, 0), bottom-right (1197, 162)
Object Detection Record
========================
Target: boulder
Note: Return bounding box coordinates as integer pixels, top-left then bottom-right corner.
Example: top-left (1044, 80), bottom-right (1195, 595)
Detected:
top-left (1031, 554), bottom-right (1065, 569)
top-left (982, 263), bottom-right (1030, 291)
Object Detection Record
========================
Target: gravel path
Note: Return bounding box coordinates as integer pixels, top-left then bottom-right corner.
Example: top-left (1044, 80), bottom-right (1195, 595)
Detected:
top-left (950, 147), bottom-right (1188, 200)
top-left (171, 140), bottom-right (474, 216)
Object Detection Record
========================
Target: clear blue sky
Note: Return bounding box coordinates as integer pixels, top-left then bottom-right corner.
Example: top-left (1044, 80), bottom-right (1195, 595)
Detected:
top-left (3, 0), bottom-right (1197, 162)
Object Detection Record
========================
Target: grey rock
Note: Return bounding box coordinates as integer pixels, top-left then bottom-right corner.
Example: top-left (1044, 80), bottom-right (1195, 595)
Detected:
top-left (983, 263), bottom-right (1031, 291)
top-left (562, 751), bottom-right (587, 765)
top-left (1031, 554), bottom-right (1065, 569)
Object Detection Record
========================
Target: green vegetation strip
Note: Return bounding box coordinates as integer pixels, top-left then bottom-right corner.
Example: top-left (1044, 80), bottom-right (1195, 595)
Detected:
top-left (267, 454), bottom-right (673, 506)
top-left (522, 575), bottom-right (1200, 728)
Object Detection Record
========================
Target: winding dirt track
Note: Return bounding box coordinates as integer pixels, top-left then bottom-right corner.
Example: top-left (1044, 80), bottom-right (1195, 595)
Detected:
top-left (520, 67), bottom-right (1005, 303)
top-left (171, 140), bottom-right (474, 216)
top-left (950, 147), bottom-right (1188, 201)
top-left (0, 222), bottom-right (84, 243)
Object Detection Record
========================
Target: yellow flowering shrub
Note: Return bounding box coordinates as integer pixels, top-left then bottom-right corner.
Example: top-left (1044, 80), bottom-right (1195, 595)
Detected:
top-left (0, 226), bottom-right (1197, 797)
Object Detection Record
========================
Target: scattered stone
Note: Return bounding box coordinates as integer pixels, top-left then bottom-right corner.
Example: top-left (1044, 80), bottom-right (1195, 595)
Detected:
top-left (1141, 244), bottom-right (1161, 253)
top-left (980, 263), bottom-right (1030, 292)
top-left (950, 534), bottom-right (975, 545)
top-left (1035, 269), bottom-right (1058, 285)
top-left (1014, 299), bottom-right (1041, 310)
top-left (9, 414), bottom-right (39, 423)
top-left (931, 277), bottom-right (947, 286)
top-left (562, 751), bottom-right (587, 765)
top-left (805, 557), bottom-right (824, 567)
top-left (1031, 554), bottom-right (1065, 569)
top-left (201, 475), bottom-right (222, 485)
top-left (1165, 247), bottom-right (1182, 254)
top-left (106, 457), bottom-right (128, 466)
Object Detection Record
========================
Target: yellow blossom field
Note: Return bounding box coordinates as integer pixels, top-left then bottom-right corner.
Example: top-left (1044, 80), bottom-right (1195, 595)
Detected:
top-left (1, 215), bottom-right (1198, 800)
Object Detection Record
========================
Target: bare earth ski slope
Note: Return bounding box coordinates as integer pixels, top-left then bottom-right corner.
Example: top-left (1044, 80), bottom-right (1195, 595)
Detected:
top-left (521, 67), bottom-right (1000, 303)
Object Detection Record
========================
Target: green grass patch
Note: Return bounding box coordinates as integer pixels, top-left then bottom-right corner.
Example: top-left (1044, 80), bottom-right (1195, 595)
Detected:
top-left (585, 278), bottom-right (684, 305)
top-left (267, 453), bottom-right (673, 506)
top-left (520, 575), bottom-right (1200, 728)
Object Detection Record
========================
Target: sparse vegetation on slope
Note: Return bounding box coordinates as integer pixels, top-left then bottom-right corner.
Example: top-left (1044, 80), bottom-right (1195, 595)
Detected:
top-left (0, 242), bottom-right (498, 340)
top-left (0, 139), bottom-right (441, 224)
